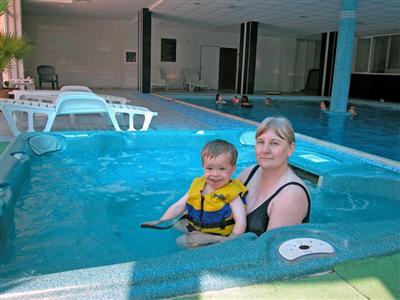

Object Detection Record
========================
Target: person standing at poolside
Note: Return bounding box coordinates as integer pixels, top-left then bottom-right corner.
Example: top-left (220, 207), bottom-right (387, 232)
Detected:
top-left (141, 139), bottom-right (247, 247)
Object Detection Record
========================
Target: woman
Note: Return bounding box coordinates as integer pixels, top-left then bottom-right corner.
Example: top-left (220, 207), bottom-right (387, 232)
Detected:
top-left (180, 117), bottom-right (310, 246)
top-left (238, 117), bottom-right (310, 235)
top-left (240, 95), bottom-right (253, 107)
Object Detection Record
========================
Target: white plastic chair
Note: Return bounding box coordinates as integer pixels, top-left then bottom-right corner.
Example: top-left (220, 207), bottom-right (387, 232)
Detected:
top-left (151, 69), bottom-right (168, 90)
top-left (183, 68), bottom-right (208, 92)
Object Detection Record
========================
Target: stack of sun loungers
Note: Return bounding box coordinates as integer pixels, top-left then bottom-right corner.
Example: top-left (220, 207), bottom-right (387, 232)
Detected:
top-left (0, 86), bottom-right (158, 136)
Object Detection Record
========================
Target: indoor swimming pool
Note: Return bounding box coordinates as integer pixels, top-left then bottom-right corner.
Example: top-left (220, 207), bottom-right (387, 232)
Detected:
top-left (1, 130), bottom-right (399, 299)
top-left (170, 95), bottom-right (400, 162)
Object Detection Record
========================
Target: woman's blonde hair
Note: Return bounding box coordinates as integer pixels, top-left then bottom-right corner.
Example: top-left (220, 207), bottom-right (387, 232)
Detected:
top-left (201, 139), bottom-right (238, 166)
top-left (256, 117), bottom-right (295, 144)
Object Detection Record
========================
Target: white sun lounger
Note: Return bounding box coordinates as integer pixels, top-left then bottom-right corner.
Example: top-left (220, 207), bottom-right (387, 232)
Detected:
top-left (9, 86), bottom-right (128, 104)
top-left (0, 92), bottom-right (158, 136)
top-left (151, 68), bottom-right (169, 90)
top-left (183, 68), bottom-right (208, 92)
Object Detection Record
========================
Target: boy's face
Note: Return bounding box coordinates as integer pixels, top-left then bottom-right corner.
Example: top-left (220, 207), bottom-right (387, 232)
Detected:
top-left (203, 153), bottom-right (236, 190)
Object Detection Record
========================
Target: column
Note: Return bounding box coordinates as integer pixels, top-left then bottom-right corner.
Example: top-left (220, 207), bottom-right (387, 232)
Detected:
top-left (330, 0), bottom-right (358, 113)
top-left (237, 21), bottom-right (258, 95)
top-left (138, 8), bottom-right (151, 93)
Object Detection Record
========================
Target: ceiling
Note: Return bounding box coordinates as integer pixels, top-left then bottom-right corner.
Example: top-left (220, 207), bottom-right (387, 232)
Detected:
top-left (22, 0), bottom-right (400, 38)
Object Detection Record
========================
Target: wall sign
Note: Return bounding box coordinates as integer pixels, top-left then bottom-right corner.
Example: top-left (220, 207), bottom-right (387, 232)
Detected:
top-left (125, 51), bottom-right (136, 63)
top-left (161, 38), bottom-right (176, 62)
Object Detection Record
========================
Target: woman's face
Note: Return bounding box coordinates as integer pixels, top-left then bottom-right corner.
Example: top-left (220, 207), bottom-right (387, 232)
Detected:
top-left (255, 129), bottom-right (294, 169)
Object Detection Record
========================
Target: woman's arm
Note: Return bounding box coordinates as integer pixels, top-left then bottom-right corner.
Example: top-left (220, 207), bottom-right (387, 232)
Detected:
top-left (267, 185), bottom-right (309, 231)
top-left (237, 165), bottom-right (256, 183)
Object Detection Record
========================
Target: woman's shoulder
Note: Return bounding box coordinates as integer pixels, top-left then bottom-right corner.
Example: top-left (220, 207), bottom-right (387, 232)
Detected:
top-left (286, 167), bottom-right (305, 184)
top-left (237, 164), bottom-right (258, 182)
top-left (280, 169), bottom-right (310, 198)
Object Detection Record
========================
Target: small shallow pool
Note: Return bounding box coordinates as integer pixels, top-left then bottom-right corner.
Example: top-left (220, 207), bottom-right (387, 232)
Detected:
top-left (170, 95), bottom-right (400, 162)
top-left (1, 130), bottom-right (399, 299)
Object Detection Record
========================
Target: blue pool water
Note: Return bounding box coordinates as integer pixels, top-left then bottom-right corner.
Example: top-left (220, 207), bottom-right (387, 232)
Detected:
top-left (1, 131), bottom-right (399, 298)
top-left (171, 95), bottom-right (400, 162)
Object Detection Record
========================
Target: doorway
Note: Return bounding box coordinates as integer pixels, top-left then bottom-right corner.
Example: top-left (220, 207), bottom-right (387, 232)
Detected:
top-left (200, 46), bottom-right (237, 90)
top-left (218, 47), bottom-right (237, 90)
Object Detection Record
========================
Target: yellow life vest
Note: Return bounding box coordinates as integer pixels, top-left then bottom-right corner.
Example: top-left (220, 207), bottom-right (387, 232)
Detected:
top-left (185, 177), bottom-right (247, 236)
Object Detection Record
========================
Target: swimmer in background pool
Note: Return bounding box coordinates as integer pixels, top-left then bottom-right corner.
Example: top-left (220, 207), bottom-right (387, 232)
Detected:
top-left (240, 95), bottom-right (253, 107)
top-left (215, 93), bottom-right (227, 104)
top-left (320, 100), bottom-right (330, 111)
top-left (265, 97), bottom-right (273, 106)
top-left (231, 95), bottom-right (240, 105)
top-left (348, 104), bottom-right (357, 116)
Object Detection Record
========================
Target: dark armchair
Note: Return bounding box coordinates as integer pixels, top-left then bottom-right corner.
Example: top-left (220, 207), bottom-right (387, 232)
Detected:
top-left (37, 65), bottom-right (59, 90)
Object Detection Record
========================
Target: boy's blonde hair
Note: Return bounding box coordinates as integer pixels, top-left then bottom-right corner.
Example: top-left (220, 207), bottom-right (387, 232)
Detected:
top-left (201, 139), bottom-right (238, 166)
top-left (256, 117), bottom-right (295, 144)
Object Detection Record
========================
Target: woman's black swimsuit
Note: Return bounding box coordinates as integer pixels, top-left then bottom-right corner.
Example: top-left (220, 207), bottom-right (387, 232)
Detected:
top-left (243, 165), bottom-right (311, 236)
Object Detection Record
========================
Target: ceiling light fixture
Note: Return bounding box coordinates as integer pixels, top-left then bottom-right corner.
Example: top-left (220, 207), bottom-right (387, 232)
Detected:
top-left (149, 0), bottom-right (164, 11)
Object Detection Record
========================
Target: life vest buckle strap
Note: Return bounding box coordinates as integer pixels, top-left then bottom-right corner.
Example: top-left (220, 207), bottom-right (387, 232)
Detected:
top-left (186, 214), bottom-right (235, 229)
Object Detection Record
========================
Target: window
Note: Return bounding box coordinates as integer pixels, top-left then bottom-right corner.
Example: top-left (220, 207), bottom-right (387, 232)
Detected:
top-left (354, 34), bottom-right (400, 74)
top-left (161, 38), bottom-right (176, 62)
top-left (125, 51), bottom-right (136, 63)
top-left (371, 36), bottom-right (389, 73)
top-left (354, 38), bottom-right (370, 72)
top-left (387, 35), bottom-right (400, 73)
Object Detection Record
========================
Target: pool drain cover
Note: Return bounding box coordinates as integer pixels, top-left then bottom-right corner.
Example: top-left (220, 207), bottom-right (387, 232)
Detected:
top-left (278, 238), bottom-right (335, 261)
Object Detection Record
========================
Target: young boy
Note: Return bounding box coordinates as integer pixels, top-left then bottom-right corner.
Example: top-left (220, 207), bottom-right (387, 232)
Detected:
top-left (141, 139), bottom-right (247, 247)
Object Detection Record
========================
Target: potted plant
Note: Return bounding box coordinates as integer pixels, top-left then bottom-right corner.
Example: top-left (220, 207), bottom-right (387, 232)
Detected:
top-left (0, 0), bottom-right (33, 98)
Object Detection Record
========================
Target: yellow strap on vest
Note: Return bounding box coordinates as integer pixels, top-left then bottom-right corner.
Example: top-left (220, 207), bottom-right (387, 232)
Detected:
top-left (187, 177), bottom-right (247, 211)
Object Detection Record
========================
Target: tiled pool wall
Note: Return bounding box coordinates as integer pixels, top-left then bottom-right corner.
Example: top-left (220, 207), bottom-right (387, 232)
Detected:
top-left (0, 130), bottom-right (399, 299)
top-left (1, 220), bottom-right (399, 299)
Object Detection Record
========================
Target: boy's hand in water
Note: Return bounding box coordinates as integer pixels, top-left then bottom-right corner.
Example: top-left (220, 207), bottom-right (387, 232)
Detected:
top-left (140, 220), bottom-right (163, 228)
